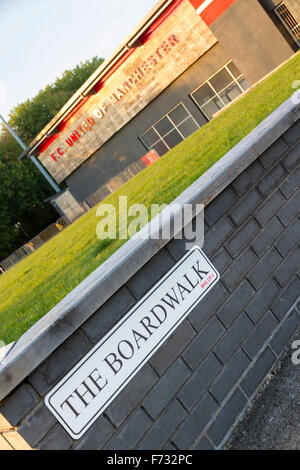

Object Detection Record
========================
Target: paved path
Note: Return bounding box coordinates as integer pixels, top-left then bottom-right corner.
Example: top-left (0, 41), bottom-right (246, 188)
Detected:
top-left (228, 327), bottom-right (300, 450)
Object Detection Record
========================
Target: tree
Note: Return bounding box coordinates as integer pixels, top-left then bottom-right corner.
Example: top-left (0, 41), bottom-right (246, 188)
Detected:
top-left (0, 56), bottom-right (104, 260)
top-left (0, 127), bottom-right (21, 163)
top-left (8, 56), bottom-right (104, 144)
top-left (0, 159), bottom-right (56, 260)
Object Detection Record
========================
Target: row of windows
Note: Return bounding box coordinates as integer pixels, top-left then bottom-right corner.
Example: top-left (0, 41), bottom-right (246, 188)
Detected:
top-left (139, 61), bottom-right (250, 156)
top-left (191, 61), bottom-right (249, 120)
top-left (139, 103), bottom-right (199, 156)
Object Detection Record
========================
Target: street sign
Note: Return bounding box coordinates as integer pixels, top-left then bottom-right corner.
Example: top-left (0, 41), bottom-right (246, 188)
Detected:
top-left (45, 246), bottom-right (220, 439)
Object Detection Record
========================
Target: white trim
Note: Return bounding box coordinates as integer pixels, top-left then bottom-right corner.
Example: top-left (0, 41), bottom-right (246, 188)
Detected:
top-left (190, 61), bottom-right (249, 120)
top-left (196, 0), bottom-right (214, 15)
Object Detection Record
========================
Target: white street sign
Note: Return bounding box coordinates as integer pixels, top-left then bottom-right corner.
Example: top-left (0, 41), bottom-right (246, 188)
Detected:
top-left (45, 246), bottom-right (220, 439)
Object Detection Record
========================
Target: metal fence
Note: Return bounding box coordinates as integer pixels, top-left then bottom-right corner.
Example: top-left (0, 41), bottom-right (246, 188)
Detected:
top-left (0, 159), bottom-right (147, 274)
top-left (274, 2), bottom-right (300, 47)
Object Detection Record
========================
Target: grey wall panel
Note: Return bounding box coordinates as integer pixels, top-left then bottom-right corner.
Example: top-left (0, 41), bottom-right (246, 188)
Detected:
top-left (210, 0), bottom-right (295, 85)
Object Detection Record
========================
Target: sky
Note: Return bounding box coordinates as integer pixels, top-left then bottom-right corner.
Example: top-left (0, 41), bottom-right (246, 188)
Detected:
top-left (0, 0), bottom-right (158, 119)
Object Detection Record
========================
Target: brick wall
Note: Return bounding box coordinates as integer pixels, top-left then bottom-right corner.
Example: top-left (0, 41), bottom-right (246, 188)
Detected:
top-left (0, 112), bottom-right (299, 450)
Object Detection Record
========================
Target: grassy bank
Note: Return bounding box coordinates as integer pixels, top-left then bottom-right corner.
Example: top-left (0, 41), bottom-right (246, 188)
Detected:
top-left (1, 52), bottom-right (299, 343)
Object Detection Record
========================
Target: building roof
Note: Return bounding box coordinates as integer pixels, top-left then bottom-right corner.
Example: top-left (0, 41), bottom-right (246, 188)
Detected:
top-left (21, 0), bottom-right (175, 158)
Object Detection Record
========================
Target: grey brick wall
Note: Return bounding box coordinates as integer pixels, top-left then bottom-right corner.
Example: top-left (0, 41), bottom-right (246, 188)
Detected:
top-left (0, 119), bottom-right (299, 451)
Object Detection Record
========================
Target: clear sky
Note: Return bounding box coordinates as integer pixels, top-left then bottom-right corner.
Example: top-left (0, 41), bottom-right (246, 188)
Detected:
top-left (0, 0), bottom-right (158, 119)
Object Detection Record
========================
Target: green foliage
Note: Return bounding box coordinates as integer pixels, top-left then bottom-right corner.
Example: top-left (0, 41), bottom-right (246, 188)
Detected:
top-left (0, 159), bottom-right (54, 260)
top-left (0, 127), bottom-right (21, 163)
top-left (8, 57), bottom-right (104, 144)
top-left (0, 52), bottom-right (299, 343)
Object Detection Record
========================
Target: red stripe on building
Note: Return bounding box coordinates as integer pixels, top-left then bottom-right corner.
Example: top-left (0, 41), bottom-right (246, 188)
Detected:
top-left (189, 0), bottom-right (236, 25)
top-left (201, 0), bottom-right (236, 25)
top-left (187, 0), bottom-right (205, 10)
top-left (140, 0), bottom-right (184, 43)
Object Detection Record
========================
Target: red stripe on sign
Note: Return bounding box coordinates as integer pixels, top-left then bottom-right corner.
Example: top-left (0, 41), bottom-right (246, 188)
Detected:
top-left (200, 0), bottom-right (236, 25)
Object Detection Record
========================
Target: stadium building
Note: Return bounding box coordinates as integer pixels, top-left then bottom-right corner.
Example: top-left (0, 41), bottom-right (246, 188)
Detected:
top-left (21, 0), bottom-right (300, 212)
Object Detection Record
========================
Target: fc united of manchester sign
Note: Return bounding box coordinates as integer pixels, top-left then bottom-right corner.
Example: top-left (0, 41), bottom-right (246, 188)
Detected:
top-left (45, 247), bottom-right (220, 439)
top-left (37, 0), bottom-right (217, 183)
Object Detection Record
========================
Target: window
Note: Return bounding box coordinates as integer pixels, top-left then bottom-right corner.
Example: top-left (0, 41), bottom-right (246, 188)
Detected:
top-left (274, 2), bottom-right (300, 47)
top-left (139, 103), bottom-right (200, 156)
top-left (190, 61), bottom-right (250, 120)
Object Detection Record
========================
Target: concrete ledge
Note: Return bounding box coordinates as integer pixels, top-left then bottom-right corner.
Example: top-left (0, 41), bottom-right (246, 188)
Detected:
top-left (0, 92), bottom-right (299, 402)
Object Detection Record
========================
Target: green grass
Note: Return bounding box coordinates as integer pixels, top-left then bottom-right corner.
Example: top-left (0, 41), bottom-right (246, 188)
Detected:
top-left (1, 53), bottom-right (299, 343)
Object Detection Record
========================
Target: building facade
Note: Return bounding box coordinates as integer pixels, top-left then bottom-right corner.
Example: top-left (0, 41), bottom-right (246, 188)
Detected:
top-left (25, 0), bottom-right (300, 202)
